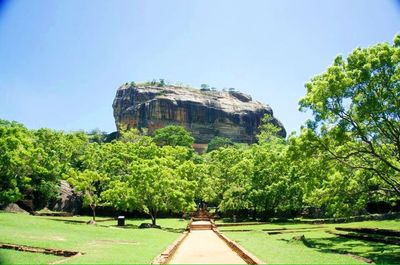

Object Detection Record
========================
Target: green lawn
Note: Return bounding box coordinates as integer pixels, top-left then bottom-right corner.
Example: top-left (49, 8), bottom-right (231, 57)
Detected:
top-left (1, 212), bottom-right (399, 264)
top-left (0, 249), bottom-right (61, 264)
top-left (219, 219), bottom-right (400, 264)
top-left (0, 212), bottom-right (187, 264)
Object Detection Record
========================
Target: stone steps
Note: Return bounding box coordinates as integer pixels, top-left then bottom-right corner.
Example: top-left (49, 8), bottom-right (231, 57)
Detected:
top-left (190, 224), bottom-right (213, 230)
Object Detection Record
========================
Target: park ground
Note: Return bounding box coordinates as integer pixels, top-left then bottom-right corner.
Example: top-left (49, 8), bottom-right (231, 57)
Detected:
top-left (0, 212), bottom-right (399, 264)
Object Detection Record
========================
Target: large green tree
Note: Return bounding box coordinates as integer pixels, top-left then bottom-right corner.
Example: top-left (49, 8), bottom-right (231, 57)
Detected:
top-left (299, 35), bottom-right (400, 197)
top-left (102, 139), bottom-right (196, 226)
top-left (68, 143), bottom-right (109, 222)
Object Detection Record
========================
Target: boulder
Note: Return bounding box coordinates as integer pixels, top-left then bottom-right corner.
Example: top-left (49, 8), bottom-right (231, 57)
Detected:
top-left (3, 203), bottom-right (28, 214)
top-left (50, 180), bottom-right (82, 214)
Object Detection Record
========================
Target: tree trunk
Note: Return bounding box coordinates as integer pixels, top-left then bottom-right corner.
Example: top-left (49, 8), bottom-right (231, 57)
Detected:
top-left (150, 209), bottom-right (157, 226)
top-left (91, 205), bottom-right (96, 221)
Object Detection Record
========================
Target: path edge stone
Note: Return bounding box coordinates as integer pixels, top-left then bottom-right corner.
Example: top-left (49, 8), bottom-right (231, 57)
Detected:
top-left (213, 228), bottom-right (265, 264)
top-left (151, 231), bottom-right (190, 264)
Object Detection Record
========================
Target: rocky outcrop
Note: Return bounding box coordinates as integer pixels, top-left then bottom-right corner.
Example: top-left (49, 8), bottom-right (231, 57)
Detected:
top-left (50, 180), bottom-right (82, 214)
top-left (113, 84), bottom-right (286, 144)
top-left (2, 203), bottom-right (28, 214)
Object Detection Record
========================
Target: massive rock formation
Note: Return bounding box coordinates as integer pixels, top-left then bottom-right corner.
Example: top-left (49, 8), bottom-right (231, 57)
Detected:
top-left (112, 84), bottom-right (286, 144)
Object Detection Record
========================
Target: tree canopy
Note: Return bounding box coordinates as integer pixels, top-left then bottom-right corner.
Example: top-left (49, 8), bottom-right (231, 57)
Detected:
top-left (153, 125), bottom-right (195, 148)
top-left (300, 35), bottom-right (400, 197)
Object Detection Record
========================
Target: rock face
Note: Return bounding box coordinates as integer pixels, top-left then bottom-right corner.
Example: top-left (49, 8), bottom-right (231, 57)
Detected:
top-left (50, 180), bottom-right (82, 214)
top-left (113, 84), bottom-right (286, 144)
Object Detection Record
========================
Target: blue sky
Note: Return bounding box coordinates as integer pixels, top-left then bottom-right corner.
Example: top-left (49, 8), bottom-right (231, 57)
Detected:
top-left (0, 0), bottom-right (399, 134)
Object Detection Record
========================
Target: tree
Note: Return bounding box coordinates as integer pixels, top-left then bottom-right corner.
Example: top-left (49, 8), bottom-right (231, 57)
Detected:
top-left (299, 35), bottom-right (400, 196)
top-left (87, 129), bottom-right (108, 143)
top-left (103, 150), bottom-right (196, 226)
top-left (31, 128), bottom-right (71, 209)
top-left (67, 142), bottom-right (109, 222)
top-left (257, 114), bottom-right (282, 143)
top-left (68, 169), bottom-right (109, 223)
top-left (153, 125), bottom-right (194, 148)
top-left (0, 120), bottom-right (33, 206)
top-left (119, 128), bottom-right (143, 143)
top-left (249, 139), bottom-right (302, 218)
top-left (206, 147), bottom-right (249, 212)
top-left (200, 84), bottom-right (210, 90)
top-left (207, 136), bottom-right (234, 152)
top-left (158, 79), bottom-right (166, 87)
top-left (287, 129), bottom-right (371, 217)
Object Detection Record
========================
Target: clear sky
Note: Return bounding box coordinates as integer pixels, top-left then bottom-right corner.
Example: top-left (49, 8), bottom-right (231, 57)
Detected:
top-left (0, 0), bottom-right (399, 134)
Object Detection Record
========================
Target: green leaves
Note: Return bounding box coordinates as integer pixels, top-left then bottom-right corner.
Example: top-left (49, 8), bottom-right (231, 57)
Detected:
top-left (299, 35), bottom-right (400, 198)
top-left (153, 125), bottom-right (195, 148)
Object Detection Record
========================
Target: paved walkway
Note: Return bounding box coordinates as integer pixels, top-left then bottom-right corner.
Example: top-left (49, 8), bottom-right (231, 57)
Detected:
top-left (168, 222), bottom-right (246, 264)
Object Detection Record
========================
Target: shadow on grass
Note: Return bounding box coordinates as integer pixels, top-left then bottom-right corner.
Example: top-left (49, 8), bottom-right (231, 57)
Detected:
top-left (303, 235), bottom-right (400, 264)
top-left (160, 227), bottom-right (186, 233)
top-left (47, 218), bottom-right (87, 224)
top-left (101, 224), bottom-right (139, 229)
top-left (47, 217), bottom-right (186, 233)
top-left (97, 224), bottom-right (185, 233)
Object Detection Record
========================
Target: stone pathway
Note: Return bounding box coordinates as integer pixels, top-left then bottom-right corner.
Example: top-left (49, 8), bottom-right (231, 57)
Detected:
top-left (168, 221), bottom-right (246, 264)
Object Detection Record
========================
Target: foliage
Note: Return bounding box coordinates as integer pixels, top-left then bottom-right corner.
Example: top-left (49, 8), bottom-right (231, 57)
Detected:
top-left (299, 35), bottom-right (400, 197)
top-left (68, 169), bottom-right (109, 221)
top-left (87, 128), bottom-right (108, 143)
top-left (207, 136), bottom-right (234, 152)
top-left (257, 114), bottom-right (282, 142)
top-left (153, 125), bottom-right (194, 148)
top-left (200, 84), bottom-right (210, 90)
top-left (0, 120), bottom-right (33, 205)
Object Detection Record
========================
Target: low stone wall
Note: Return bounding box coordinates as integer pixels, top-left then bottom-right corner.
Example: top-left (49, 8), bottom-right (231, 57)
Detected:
top-left (0, 242), bottom-right (81, 257)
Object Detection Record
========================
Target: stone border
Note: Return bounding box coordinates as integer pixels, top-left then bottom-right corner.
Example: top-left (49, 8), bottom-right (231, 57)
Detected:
top-left (0, 242), bottom-right (82, 257)
top-left (212, 228), bottom-right (264, 264)
top-left (151, 231), bottom-right (190, 264)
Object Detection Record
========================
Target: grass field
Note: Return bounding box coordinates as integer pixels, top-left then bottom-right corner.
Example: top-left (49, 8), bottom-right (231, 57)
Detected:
top-left (1, 212), bottom-right (399, 264)
top-left (0, 212), bottom-right (187, 264)
top-left (219, 220), bottom-right (400, 264)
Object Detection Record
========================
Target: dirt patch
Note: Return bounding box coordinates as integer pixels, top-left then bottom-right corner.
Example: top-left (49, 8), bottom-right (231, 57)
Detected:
top-left (90, 239), bottom-right (138, 245)
top-left (0, 242), bottom-right (82, 257)
top-left (31, 211), bottom-right (73, 217)
top-left (27, 236), bottom-right (65, 241)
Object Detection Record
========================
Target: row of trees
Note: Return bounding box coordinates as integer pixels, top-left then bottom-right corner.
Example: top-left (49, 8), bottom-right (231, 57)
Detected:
top-left (1, 35), bottom-right (399, 223)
